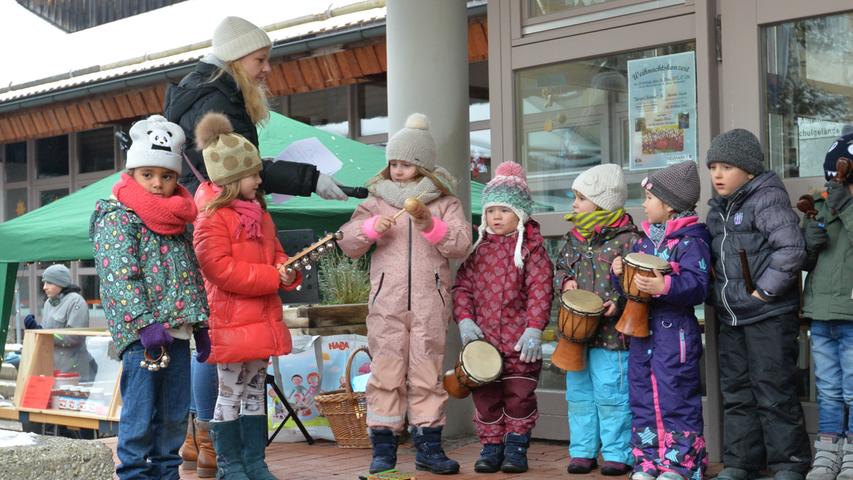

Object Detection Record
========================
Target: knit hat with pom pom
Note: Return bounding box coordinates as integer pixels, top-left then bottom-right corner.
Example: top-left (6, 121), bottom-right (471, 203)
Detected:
top-left (472, 161), bottom-right (534, 268)
top-left (385, 113), bottom-right (437, 170)
top-left (195, 112), bottom-right (262, 186)
top-left (572, 164), bottom-right (628, 212)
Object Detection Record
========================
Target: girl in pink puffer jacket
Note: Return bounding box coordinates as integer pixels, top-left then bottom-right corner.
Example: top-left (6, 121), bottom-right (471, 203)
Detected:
top-left (338, 113), bottom-right (472, 475)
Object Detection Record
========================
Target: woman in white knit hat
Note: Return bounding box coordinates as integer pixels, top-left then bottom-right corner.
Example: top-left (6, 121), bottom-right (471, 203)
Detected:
top-left (163, 16), bottom-right (349, 476)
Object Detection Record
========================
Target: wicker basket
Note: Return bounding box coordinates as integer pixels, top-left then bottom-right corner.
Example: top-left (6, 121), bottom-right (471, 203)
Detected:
top-left (315, 346), bottom-right (371, 448)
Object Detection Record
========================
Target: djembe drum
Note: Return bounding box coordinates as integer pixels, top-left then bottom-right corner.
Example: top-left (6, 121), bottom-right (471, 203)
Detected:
top-left (443, 339), bottom-right (503, 399)
top-left (615, 252), bottom-right (672, 337)
top-left (552, 289), bottom-right (604, 371)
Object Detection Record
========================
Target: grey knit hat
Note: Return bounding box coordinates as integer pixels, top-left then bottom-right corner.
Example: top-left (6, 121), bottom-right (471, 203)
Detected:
top-left (213, 16), bottom-right (271, 62)
top-left (572, 164), bottom-right (628, 211)
top-left (42, 264), bottom-right (72, 288)
top-left (385, 113), bottom-right (437, 170)
top-left (642, 160), bottom-right (700, 212)
top-left (706, 128), bottom-right (765, 175)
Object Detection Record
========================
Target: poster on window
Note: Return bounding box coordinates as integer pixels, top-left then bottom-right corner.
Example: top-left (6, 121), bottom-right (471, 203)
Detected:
top-left (627, 51), bottom-right (697, 171)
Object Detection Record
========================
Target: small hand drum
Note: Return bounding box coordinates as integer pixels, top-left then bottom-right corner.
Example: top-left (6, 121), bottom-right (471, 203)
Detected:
top-left (615, 252), bottom-right (672, 337)
top-left (552, 289), bottom-right (604, 372)
top-left (443, 339), bottom-right (502, 399)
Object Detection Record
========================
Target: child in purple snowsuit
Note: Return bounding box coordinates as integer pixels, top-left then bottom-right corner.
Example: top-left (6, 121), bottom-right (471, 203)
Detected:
top-left (612, 161), bottom-right (711, 480)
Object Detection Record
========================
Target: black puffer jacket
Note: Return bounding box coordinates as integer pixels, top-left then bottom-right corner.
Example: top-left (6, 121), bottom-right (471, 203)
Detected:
top-left (706, 171), bottom-right (805, 326)
top-left (164, 60), bottom-right (318, 195)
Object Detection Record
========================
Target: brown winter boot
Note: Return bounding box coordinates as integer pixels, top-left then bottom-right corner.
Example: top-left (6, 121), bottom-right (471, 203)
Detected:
top-left (180, 414), bottom-right (198, 471)
top-left (195, 418), bottom-right (218, 478)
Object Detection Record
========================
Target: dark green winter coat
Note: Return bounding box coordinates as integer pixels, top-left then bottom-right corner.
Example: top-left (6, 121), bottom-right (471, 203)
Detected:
top-left (802, 193), bottom-right (853, 321)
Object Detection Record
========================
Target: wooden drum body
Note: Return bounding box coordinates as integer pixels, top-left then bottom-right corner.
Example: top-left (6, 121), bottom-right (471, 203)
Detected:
top-left (443, 339), bottom-right (503, 399)
top-left (552, 289), bottom-right (603, 372)
top-left (615, 252), bottom-right (671, 338)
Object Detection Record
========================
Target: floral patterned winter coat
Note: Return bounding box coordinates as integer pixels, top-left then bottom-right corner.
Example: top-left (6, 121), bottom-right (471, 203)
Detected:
top-left (90, 199), bottom-right (209, 357)
top-left (554, 216), bottom-right (639, 350)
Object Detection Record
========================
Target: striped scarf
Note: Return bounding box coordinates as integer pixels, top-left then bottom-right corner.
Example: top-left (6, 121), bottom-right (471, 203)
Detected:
top-left (564, 208), bottom-right (625, 239)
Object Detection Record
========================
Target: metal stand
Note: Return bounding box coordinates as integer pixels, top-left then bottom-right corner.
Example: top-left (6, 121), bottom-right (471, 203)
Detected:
top-left (264, 373), bottom-right (314, 445)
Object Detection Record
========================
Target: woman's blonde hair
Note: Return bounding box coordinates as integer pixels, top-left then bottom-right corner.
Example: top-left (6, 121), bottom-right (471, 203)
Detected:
top-left (209, 55), bottom-right (270, 127)
top-left (204, 181), bottom-right (267, 214)
top-left (366, 164), bottom-right (455, 197)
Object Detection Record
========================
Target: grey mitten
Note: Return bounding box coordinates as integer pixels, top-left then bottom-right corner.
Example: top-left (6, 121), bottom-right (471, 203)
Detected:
top-left (458, 318), bottom-right (484, 345)
top-left (514, 327), bottom-right (543, 363)
top-left (316, 173), bottom-right (348, 201)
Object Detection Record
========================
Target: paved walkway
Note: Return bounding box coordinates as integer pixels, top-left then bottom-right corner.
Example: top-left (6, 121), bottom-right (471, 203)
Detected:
top-left (101, 436), bottom-right (725, 479)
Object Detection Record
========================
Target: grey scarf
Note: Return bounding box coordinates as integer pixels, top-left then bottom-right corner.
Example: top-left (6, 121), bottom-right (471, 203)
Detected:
top-left (369, 167), bottom-right (454, 208)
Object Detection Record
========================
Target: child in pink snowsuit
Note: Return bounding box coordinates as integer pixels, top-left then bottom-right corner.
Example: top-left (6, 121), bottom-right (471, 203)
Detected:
top-left (453, 161), bottom-right (554, 474)
top-left (338, 113), bottom-right (472, 475)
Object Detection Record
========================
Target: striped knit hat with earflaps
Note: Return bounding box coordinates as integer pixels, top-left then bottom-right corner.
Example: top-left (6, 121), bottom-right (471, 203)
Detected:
top-left (473, 161), bottom-right (534, 269)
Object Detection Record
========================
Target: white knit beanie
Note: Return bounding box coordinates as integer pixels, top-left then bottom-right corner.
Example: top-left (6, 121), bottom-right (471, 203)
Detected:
top-left (385, 113), bottom-right (437, 170)
top-left (572, 164), bottom-right (628, 211)
top-left (126, 115), bottom-right (185, 173)
top-left (213, 16), bottom-right (272, 62)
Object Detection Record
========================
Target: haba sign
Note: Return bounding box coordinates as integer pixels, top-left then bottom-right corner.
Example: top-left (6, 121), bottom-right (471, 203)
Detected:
top-left (627, 51), bottom-right (698, 171)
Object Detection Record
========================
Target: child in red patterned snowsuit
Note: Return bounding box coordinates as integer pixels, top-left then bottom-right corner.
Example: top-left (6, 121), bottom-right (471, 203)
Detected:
top-left (452, 161), bottom-right (554, 474)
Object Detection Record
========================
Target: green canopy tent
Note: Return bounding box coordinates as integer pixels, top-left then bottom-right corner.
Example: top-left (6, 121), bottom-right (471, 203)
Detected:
top-left (0, 112), bottom-right (485, 350)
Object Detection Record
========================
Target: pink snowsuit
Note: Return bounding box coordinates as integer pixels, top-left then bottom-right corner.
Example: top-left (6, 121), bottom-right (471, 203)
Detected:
top-left (338, 195), bottom-right (472, 431)
top-left (452, 220), bottom-right (554, 443)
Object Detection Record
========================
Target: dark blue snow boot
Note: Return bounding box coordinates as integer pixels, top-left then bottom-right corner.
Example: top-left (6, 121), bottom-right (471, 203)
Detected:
top-left (412, 426), bottom-right (460, 475)
top-left (369, 428), bottom-right (398, 474)
top-left (501, 432), bottom-right (530, 473)
top-left (474, 443), bottom-right (505, 473)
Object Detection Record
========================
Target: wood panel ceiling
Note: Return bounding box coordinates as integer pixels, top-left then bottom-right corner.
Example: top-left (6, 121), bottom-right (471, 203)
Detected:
top-left (0, 17), bottom-right (488, 144)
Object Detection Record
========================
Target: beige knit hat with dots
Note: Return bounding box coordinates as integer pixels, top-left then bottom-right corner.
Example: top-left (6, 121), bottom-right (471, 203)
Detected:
top-left (195, 112), bottom-right (262, 186)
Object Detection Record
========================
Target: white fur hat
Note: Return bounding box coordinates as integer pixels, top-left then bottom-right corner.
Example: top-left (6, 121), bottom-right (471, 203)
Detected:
top-left (572, 164), bottom-right (628, 211)
top-left (213, 16), bottom-right (271, 62)
top-left (126, 115), bottom-right (185, 173)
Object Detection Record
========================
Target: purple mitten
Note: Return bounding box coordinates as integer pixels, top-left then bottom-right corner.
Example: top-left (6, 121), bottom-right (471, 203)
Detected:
top-left (194, 328), bottom-right (211, 363)
top-left (139, 323), bottom-right (173, 350)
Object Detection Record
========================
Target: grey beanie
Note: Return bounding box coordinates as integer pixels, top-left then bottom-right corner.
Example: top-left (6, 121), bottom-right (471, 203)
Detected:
top-left (706, 128), bottom-right (765, 175)
top-left (572, 164), bottom-right (628, 211)
top-left (213, 16), bottom-right (271, 62)
top-left (42, 264), bottom-right (72, 288)
top-left (642, 160), bottom-right (700, 212)
top-left (385, 113), bottom-right (437, 170)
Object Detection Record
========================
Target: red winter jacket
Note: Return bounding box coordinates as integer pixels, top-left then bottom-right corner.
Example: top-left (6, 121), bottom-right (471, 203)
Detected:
top-left (193, 182), bottom-right (299, 363)
top-left (452, 220), bottom-right (554, 359)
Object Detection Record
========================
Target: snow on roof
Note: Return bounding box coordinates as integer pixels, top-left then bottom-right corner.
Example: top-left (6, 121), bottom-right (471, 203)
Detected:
top-left (0, 0), bottom-right (384, 101)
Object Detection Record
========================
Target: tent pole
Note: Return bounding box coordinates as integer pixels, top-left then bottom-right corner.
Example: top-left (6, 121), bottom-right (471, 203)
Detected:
top-left (0, 262), bottom-right (19, 359)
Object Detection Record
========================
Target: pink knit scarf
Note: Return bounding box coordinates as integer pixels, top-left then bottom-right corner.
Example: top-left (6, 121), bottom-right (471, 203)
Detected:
top-left (229, 198), bottom-right (264, 240)
top-left (112, 173), bottom-right (197, 235)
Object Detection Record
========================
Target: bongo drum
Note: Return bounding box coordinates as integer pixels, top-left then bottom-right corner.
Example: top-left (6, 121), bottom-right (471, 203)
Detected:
top-left (552, 289), bottom-right (604, 372)
top-left (443, 339), bottom-right (502, 399)
top-left (615, 252), bottom-right (672, 337)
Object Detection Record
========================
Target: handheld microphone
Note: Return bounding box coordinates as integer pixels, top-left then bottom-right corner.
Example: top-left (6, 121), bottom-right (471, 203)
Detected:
top-left (339, 186), bottom-right (369, 199)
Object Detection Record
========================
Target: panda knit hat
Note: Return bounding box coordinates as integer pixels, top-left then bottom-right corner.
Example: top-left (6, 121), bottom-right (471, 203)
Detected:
top-left (472, 161), bottom-right (534, 269)
top-left (213, 16), bottom-right (272, 62)
top-left (126, 115), bottom-right (185, 172)
top-left (385, 113), bottom-right (437, 170)
top-left (824, 132), bottom-right (853, 183)
top-left (195, 113), bottom-right (262, 186)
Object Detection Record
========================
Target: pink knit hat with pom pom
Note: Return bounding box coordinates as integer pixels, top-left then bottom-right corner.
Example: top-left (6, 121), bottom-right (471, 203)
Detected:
top-left (473, 161), bottom-right (534, 268)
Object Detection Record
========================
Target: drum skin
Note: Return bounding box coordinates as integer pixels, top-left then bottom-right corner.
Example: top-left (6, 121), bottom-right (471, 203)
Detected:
top-left (443, 339), bottom-right (503, 399)
top-left (553, 289), bottom-right (603, 371)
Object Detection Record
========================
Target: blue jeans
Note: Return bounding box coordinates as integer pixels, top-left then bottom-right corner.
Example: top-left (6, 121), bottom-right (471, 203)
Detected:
top-left (565, 347), bottom-right (632, 464)
top-left (811, 320), bottom-right (853, 435)
top-left (116, 340), bottom-right (190, 480)
top-left (189, 352), bottom-right (219, 421)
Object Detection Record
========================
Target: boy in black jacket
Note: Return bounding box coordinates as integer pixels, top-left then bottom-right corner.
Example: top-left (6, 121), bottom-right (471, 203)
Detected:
top-left (705, 129), bottom-right (811, 480)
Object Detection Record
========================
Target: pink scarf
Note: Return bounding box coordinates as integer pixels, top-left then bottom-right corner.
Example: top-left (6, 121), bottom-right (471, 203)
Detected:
top-left (230, 198), bottom-right (264, 240)
top-left (112, 173), bottom-right (197, 235)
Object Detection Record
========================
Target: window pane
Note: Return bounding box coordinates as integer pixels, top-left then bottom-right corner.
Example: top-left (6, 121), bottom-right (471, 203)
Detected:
top-left (36, 135), bottom-right (69, 179)
top-left (470, 61), bottom-right (490, 123)
top-left (516, 43), bottom-right (695, 212)
top-left (470, 129), bottom-right (492, 184)
top-left (289, 88), bottom-right (349, 137)
top-left (5, 142), bottom-right (27, 182)
top-left (5, 187), bottom-right (28, 220)
top-left (79, 128), bottom-right (115, 173)
top-left (39, 188), bottom-right (68, 207)
top-left (359, 82), bottom-right (388, 136)
top-left (528, 0), bottom-right (622, 18)
top-left (762, 12), bottom-right (853, 179)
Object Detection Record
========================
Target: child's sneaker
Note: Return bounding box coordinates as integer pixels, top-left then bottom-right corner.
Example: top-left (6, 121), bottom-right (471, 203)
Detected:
top-left (631, 472), bottom-right (657, 480)
top-left (600, 461), bottom-right (632, 476)
top-left (837, 438), bottom-right (853, 480)
top-left (658, 472), bottom-right (685, 480)
top-left (807, 434), bottom-right (842, 480)
top-left (567, 457), bottom-right (598, 474)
